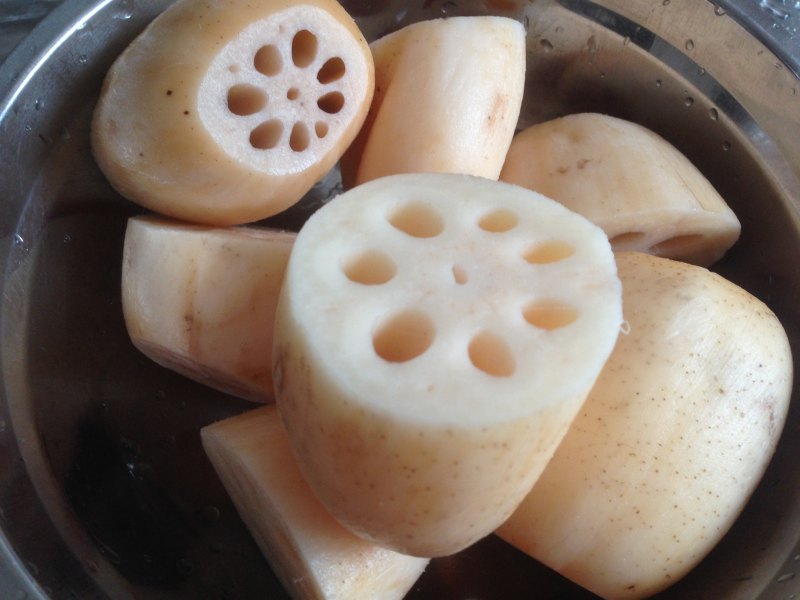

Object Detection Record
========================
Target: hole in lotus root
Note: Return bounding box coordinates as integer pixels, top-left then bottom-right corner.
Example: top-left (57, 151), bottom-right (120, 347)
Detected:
top-left (318, 91), bottom-right (345, 114)
top-left (227, 84), bottom-right (267, 116)
top-left (523, 299), bottom-right (579, 330)
top-left (452, 265), bottom-right (468, 284)
top-left (315, 121), bottom-right (329, 138)
top-left (522, 240), bottom-right (575, 264)
top-left (342, 249), bottom-right (397, 285)
top-left (292, 30), bottom-right (318, 68)
top-left (388, 201), bottom-right (444, 238)
top-left (250, 119), bottom-right (283, 149)
top-left (469, 330), bottom-right (515, 377)
top-left (287, 87), bottom-right (300, 100)
top-left (317, 57), bottom-right (346, 83)
top-left (373, 309), bottom-right (435, 363)
top-left (478, 209), bottom-right (518, 233)
top-left (254, 44), bottom-right (282, 76)
top-left (289, 122), bottom-right (310, 152)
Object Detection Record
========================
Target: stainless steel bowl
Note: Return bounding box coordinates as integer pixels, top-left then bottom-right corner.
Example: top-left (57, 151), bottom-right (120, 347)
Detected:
top-left (1, 0), bottom-right (799, 598)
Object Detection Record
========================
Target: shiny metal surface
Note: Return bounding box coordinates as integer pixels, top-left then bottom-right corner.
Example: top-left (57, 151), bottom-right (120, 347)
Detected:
top-left (1, 0), bottom-right (799, 598)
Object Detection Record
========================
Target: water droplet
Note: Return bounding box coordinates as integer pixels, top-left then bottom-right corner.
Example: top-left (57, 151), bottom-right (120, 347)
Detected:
top-left (34, 98), bottom-right (44, 111)
top-left (76, 20), bottom-right (94, 39)
top-left (777, 572), bottom-right (795, 583)
top-left (622, 36), bottom-right (631, 46)
top-left (684, 96), bottom-right (694, 107)
top-left (655, 79), bottom-right (662, 87)
top-left (14, 233), bottom-right (24, 246)
top-left (78, 54), bottom-right (88, 64)
top-left (539, 38), bottom-right (554, 52)
top-left (698, 67), bottom-right (706, 75)
top-left (722, 141), bottom-right (731, 151)
top-left (685, 39), bottom-right (695, 51)
top-left (113, 0), bottom-right (134, 20)
top-left (709, 107), bottom-right (719, 120)
top-left (63, 234), bottom-right (72, 244)
top-left (714, 4), bottom-right (727, 16)
top-left (759, 0), bottom-right (790, 19)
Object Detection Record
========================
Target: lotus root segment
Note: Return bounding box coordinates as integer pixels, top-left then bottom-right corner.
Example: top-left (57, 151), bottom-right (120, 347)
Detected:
top-left (92, 0), bottom-right (374, 225)
top-left (500, 113), bottom-right (741, 266)
top-left (273, 173), bottom-right (624, 557)
top-left (497, 252), bottom-right (792, 599)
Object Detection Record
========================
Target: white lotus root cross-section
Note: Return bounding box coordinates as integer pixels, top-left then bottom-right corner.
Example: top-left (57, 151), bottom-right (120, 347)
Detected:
top-left (273, 173), bottom-right (624, 557)
top-left (499, 113), bottom-right (741, 266)
top-left (91, 0), bottom-right (373, 226)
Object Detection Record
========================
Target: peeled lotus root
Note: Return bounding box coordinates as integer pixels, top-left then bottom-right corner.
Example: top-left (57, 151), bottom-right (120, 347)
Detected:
top-left (92, 0), bottom-right (374, 225)
top-left (273, 172), bottom-right (623, 557)
top-left (500, 112), bottom-right (741, 266)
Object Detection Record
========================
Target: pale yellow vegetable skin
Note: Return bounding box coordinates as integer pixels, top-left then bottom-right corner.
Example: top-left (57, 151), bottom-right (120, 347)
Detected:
top-left (92, 0), bottom-right (374, 225)
top-left (500, 113), bottom-right (741, 266)
top-left (340, 16), bottom-right (525, 187)
top-left (497, 252), bottom-right (792, 599)
top-left (273, 173), bottom-right (623, 557)
top-left (201, 405), bottom-right (429, 600)
top-left (122, 216), bottom-right (294, 402)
